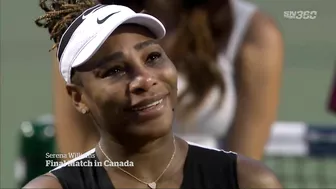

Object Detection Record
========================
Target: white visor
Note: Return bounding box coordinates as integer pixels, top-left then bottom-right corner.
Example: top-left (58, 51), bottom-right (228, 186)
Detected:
top-left (57, 4), bottom-right (166, 83)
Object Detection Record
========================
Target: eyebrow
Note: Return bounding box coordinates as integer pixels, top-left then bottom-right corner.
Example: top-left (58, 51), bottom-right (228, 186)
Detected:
top-left (96, 39), bottom-right (160, 67)
top-left (133, 39), bottom-right (159, 51)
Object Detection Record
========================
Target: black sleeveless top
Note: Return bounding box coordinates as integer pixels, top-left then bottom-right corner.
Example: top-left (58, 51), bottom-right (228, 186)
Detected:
top-left (51, 144), bottom-right (239, 189)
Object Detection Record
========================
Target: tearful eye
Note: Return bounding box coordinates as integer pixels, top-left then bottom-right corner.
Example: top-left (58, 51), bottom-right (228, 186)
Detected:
top-left (102, 66), bottom-right (126, 78)
top-left (146, 52), bottom-right (162, 64)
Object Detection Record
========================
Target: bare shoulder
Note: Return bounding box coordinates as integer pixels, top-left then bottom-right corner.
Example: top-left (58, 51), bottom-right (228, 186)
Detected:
top-left (236, 10), bottom-right (284, 83)
top-left (23, 173), bottom-right (62, 189)
top-left (236, 155), bottom-right (283, 189)
top-left (245, 10), bottom-right (283, 46)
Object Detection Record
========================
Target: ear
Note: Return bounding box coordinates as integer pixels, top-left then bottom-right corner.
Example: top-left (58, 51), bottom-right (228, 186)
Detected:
top-left (66, 84), bottom-right (89, 114)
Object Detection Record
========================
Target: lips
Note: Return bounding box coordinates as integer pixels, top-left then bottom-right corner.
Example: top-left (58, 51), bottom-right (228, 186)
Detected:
top-left (127, 94), bottom-right (168, 112)
top-left (123, 93), bottom-right (169, 122)
top-left (131, 99), bottom-right (163, 111)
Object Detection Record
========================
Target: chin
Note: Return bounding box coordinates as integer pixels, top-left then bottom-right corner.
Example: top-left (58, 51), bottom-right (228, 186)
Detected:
top-left (127, 113), bottom-right (174, 140)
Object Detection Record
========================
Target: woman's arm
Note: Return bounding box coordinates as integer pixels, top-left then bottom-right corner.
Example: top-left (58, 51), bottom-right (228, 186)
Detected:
top-left (225, 12), bottom-right (284, 160)
top-left (52, 51), bottom-right (99, 158)
top-left (23, 174), bottom-right (62, 189)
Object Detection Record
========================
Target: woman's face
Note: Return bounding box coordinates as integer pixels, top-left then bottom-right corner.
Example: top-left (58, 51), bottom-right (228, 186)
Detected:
top-left (68, 24), bottom-right (177, 140)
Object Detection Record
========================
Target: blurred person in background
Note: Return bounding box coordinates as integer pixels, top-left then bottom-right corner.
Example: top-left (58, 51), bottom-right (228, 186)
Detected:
top-left (41, 0), bottom-right (283, 160)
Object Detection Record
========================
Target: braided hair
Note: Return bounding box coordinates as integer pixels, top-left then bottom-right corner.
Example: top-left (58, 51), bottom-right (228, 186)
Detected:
top-left (35, 0), bottom-right (97, 51)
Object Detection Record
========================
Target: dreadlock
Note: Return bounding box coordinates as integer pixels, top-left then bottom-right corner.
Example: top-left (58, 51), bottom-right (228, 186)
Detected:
top-left (35, 0), bottom-right (97, 84)
top-left (35, 0), bottom-right (97, 51)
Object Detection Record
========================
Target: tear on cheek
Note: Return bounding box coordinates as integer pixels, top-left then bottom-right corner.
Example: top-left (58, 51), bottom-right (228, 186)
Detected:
top-left (161, 66), bottom-right (178, 88)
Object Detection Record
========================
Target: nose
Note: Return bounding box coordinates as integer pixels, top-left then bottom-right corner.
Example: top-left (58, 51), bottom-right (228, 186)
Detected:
top-left (129, 70), bottom-right (157, 94)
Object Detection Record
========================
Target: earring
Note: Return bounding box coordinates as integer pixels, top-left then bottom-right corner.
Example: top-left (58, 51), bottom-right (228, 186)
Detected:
top-left (81, 109), bottom-right (88, 114)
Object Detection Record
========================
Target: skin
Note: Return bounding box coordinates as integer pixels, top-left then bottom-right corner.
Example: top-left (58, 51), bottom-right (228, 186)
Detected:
top-left (52, 0), bottom-right (283, 160)
top-left (52, 58), bottom-right (98, 159)
top-left (24, 25), bottom-right (282, 189)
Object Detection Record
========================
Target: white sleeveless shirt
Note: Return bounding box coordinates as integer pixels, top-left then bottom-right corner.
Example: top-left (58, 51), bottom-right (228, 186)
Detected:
top-left (175, 0), bottom-right (257, 147)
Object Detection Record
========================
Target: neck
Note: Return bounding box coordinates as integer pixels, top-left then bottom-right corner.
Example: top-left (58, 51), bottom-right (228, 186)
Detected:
top-left (100, 132), bottom-right (174, 155)
top-left (97, 132), bottom-right (176, 181)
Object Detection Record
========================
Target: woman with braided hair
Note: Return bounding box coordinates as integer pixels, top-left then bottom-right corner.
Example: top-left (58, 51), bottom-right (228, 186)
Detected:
top-left (36, 0), bottom-right (283, 161)
top-left (35, 0), bottom-right (99, 158)
top-left (25, 3), bottom-right (282, 189)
